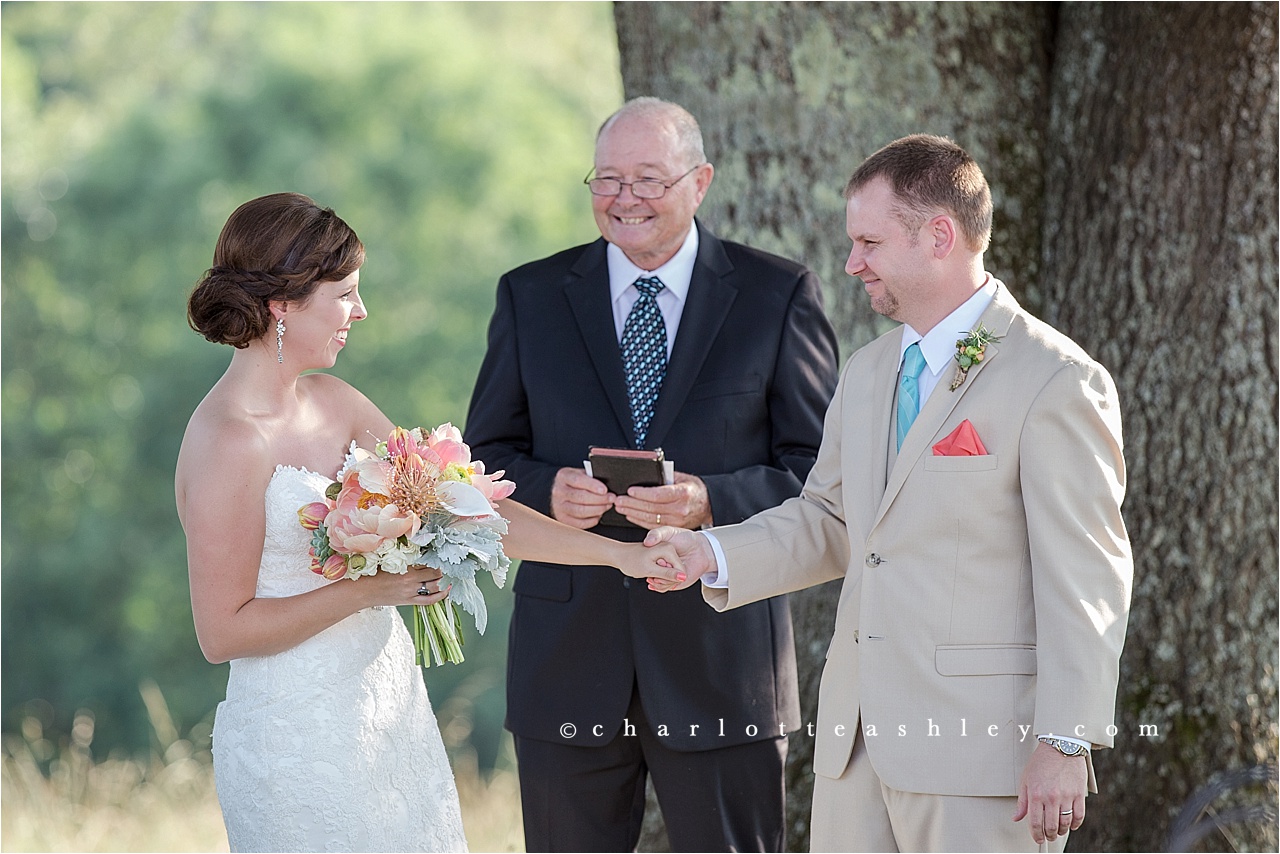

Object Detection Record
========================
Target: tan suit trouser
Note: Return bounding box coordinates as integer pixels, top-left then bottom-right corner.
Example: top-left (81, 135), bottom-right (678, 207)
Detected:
top-left (810, 729), bottom-right (1069, 853)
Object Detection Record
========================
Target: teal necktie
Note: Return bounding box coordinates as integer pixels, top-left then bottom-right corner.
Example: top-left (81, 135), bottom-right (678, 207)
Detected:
top-left (896, 342), bottom-right (926, 451)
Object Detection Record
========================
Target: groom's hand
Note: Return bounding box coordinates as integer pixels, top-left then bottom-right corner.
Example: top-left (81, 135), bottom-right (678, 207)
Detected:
top-left (1013, 742), bottom-right (1088, 844)
top-left (642, 527), bottom-right (713, 592)
top-left (551, 467), bottom-right (612, 529)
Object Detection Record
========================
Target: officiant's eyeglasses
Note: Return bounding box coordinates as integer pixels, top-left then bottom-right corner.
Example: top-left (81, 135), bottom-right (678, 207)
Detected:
top-left (584, 164), bottom-right (703, 199)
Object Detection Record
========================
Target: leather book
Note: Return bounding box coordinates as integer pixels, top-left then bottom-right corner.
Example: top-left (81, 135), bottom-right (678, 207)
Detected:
top-left (588, 447), bottom-right (667, 529)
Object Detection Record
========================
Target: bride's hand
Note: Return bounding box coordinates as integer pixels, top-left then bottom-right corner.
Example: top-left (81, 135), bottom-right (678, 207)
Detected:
top-left (351, 565), bottom-right (451, 608)
top-left (610, 540), bottom-right (686, 586)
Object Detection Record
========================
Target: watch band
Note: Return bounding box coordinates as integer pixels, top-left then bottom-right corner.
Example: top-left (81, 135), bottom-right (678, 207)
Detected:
top-left (1038, 735), bottom-right (1088, 757)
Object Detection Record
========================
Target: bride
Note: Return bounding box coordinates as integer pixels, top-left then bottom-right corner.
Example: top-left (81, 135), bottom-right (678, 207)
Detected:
top-left (174, 193), bottom-right (683, 852)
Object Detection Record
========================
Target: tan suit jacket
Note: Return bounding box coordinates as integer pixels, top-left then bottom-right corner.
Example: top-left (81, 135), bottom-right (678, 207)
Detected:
top-left (705, 282), bottom-right (1133, 797)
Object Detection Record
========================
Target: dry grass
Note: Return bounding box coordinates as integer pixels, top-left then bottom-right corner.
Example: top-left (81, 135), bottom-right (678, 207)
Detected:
top-left (2, 683), bottom-right (524, 853)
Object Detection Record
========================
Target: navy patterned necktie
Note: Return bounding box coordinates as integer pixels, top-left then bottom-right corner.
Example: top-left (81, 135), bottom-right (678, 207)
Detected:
top-left (621, 276), bottom-right (668, 448)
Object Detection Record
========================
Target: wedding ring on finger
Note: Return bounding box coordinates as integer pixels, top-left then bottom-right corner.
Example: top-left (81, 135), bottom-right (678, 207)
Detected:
top-left (1060, 810), bottom-right (1074, 816)
top-left (417, 584), bottom-right (431, 597)
top-left (656, 514), bottom-right (662, 525)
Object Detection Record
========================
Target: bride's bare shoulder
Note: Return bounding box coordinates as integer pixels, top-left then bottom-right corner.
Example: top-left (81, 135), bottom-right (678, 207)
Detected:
top-left (301, 373), bottom-right (393, 445)
top-left (175, 388), bottom-right (273, 515)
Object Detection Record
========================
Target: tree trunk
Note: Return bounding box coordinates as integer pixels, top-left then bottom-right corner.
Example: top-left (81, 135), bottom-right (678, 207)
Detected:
top-left (615, 3), bottom-right (1051, 850)
top-left (1040, 4), bottom-right (1279, 851)
top-left (615, 2), bottom-right (1278, 850)
top-left (616, 1), bottom-right (1052, 349)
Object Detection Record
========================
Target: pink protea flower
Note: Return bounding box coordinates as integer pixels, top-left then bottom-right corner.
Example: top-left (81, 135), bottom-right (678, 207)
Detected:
top-left (388, 449), bottom-right (445, 519)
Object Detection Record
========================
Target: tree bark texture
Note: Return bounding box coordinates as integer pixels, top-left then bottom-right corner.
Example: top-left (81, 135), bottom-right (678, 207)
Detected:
top-left (615, 1), bottom-right (1052, 350)
top-left (1040, 4), bottom-right (1278, 851)
top-left (617, 2), bottom-right (1050, 850)
top-left (614, 2), bottom-right (1277, 851)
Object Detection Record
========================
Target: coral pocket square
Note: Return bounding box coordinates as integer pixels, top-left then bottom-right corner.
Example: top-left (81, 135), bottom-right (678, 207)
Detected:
top-left (932, 420), bottom-right (988, 456)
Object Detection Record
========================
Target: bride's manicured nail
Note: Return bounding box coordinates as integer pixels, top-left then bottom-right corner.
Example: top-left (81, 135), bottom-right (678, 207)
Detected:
top-left (676, 572), bottom-right (687, 582)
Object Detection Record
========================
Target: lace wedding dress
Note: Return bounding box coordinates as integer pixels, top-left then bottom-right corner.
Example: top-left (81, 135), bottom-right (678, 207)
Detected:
top-left (211, 465), bottom-right (468, 852)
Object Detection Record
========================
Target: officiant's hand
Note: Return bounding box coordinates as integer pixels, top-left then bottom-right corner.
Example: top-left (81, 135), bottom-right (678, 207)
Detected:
top-left (613, 471), bottom-right (712, 530)
top-left (641, 527), bottom-right (713, 592)
top-left (551, 467), bottom-right (613, 529)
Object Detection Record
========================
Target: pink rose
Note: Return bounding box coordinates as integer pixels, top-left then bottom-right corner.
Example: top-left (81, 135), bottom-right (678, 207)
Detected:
top-left (325, 469), bottom-right (419, 555)
top-left (326, 503), bottom-right (418, 555)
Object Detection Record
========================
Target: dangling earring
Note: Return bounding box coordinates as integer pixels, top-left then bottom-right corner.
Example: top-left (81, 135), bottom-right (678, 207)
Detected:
top-left (276, 318), bottom-right (286, 363)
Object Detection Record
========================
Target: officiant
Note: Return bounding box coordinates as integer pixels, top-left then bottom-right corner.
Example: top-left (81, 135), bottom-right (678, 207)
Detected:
top-left (464, 96), bottom-right (838, 851)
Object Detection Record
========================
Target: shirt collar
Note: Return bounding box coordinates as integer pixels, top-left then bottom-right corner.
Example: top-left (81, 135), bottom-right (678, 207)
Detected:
top-left (607, 223), bottom-right (699, 304)
top-left (899, 275), bottom-right (999, 374)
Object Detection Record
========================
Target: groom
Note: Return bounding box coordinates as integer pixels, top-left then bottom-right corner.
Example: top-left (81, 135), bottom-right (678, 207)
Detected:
top-left (647, 134), bottom-right (1133, 852)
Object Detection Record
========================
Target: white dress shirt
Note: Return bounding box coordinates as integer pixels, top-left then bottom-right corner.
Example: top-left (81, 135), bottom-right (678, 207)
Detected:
top-left (606, 224), bottom-right (699, 358)
top-left (896, 276), bottom-right (998, 409)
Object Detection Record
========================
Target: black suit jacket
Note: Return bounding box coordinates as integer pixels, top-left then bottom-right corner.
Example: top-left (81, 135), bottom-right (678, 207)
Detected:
top-left (465, 222), bottom-right (839, 750)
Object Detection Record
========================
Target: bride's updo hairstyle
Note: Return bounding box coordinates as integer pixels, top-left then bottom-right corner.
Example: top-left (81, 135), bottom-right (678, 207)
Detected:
top-left (188, 193), bottom-right (365, 348)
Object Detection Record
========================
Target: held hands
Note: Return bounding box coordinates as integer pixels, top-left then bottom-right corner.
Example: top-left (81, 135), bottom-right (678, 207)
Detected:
top-left (1013, 742), bottom-right (1088, 844)
top-left (641, 526), bottom-right (714, 592)
top-left (610, 540), bottom-right (687, 587)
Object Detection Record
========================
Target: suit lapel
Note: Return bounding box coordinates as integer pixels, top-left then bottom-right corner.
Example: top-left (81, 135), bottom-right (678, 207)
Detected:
top-left (865, 334), bottom-right (901, 509)
top-left (644, 225), bottom-right (737, 449)
top-left (873, 285), bottom-right (1021, 529)
top-left (565, 240), bottom-right (634, 442)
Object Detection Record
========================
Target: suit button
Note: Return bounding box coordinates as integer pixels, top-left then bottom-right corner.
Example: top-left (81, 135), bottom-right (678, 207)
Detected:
top-left (623, 578), bottom-right (632, 589)
top-left (866, 553), bottom-right (881, 568)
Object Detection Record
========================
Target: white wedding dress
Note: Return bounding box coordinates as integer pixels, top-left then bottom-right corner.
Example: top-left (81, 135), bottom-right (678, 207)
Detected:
top-left (211, 465), bottom-right (468, 853)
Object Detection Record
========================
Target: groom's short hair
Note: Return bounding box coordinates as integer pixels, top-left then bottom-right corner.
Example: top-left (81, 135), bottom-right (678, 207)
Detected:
top-left (845, 134), bottom-right (992, 254)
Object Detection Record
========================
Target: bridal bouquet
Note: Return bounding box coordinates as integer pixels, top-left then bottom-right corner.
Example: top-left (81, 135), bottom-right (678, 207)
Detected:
top-left (297, 424), bottom-right (515, 666)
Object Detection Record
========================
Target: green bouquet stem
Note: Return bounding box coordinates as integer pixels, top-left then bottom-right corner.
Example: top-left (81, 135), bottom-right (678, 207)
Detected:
top-left (414, 600), bottom-right (465, 666)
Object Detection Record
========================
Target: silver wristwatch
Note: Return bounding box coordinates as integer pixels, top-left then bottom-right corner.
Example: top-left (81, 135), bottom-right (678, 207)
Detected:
top-left (1038, 735), bottom-right (1088, 757)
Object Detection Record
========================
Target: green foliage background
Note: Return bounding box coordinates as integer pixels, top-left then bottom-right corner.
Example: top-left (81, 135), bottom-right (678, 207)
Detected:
top-left (1, 1), bottom-right (622, 771)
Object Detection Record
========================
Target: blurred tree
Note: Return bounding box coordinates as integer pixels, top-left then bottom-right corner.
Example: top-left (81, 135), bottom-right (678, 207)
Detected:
top-left (1039, 5), bottom-right (1277, 851)
top-left (615, 1), bottom-right (1277, 851)
top-left (1, 1), bottom-right (623, 772)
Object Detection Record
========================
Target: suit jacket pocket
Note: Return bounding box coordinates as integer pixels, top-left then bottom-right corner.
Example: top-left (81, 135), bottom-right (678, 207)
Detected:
top-left (512, 562), bottom-right (572, 603)
top-left (923, 454), bottom-right (999, 472)
top-left (935, 644), bottom-right (1036, 676)
top-left (687, 374), bottom-right (763, 402)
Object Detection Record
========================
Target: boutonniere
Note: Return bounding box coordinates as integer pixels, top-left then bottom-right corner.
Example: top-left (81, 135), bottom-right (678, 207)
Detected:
top-left (949, 324), bottom-right (1002, 391)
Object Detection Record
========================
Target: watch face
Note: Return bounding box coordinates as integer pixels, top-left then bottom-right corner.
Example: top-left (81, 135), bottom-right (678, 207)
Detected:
top-left (1051, 738), bottom-right (1084, 755)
